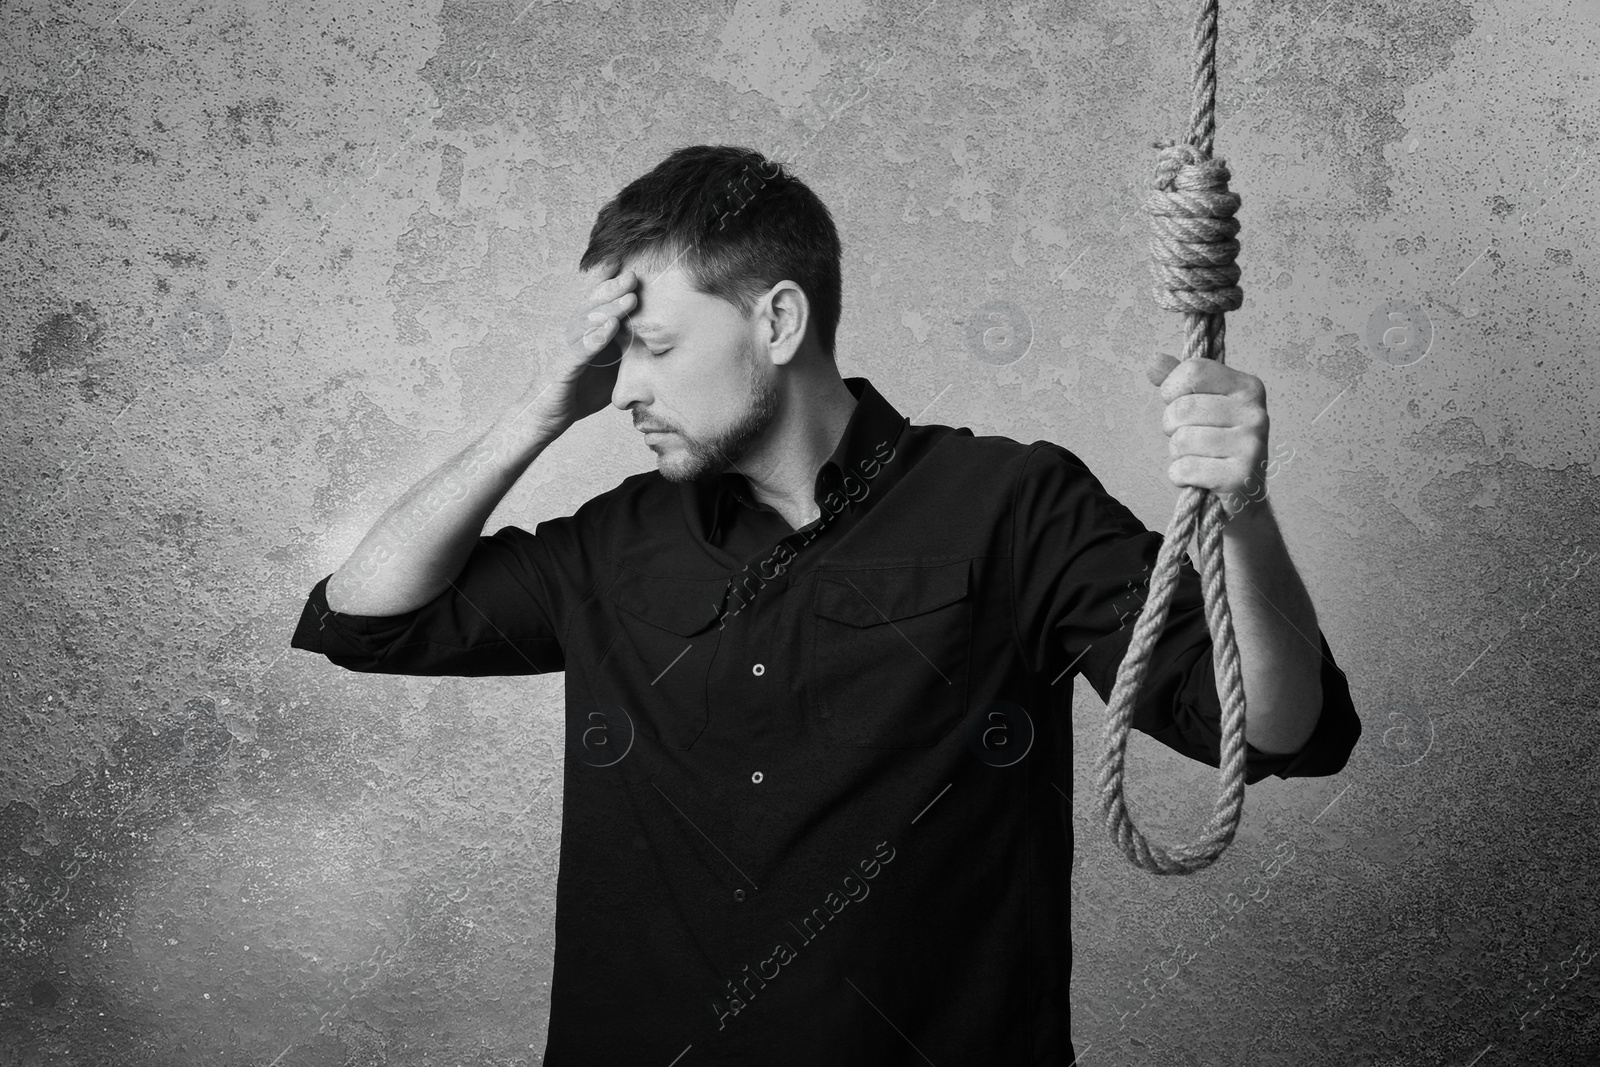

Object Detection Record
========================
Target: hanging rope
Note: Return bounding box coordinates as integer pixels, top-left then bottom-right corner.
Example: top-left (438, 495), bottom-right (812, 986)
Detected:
top-left (1095, 0), bottom-right (1250, 875)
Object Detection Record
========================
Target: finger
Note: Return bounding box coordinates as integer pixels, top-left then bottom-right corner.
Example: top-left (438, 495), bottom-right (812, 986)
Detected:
top-left (586, 268), bottom-right (636, 305)
top-left (1167, 424), bottom-right (1238, 457)
top-left (1159, 358), bottom-right (1246, 404)
top-left (1146, 350), bottom-right (1180, 387)
top-left (577, 259), bottom-right (621, 298)
top-left (594, 290), bottom-right (637, 319)
top-left (582, 314), bottom-right (619, 349)
top-left (1161, 393), bottom-right (1241, 433)
top-left (570, 297), bottom-right (631, 344)
top-left (582, 306), bottom-right (633, 343)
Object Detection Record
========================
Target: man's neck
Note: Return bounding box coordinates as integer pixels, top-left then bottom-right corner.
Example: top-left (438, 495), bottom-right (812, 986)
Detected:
top-left (743, 374), bottom-right (858, 530)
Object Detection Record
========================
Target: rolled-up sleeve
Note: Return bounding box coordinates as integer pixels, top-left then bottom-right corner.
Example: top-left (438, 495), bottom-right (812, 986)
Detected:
top-left (1164, 626), bottom-right (1359, 780)
top-left (289, 521), bottom-right (580, 677)
top-left (1012, 442), bottom-right (1360, 784)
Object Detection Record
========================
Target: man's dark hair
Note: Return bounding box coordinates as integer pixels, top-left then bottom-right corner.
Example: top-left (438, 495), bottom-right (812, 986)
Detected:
top-left (579, 144), bottom-right (843, 359)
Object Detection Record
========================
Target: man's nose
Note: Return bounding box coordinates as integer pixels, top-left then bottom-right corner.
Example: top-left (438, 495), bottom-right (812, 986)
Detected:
top-left (610, 339), bottom-right (647, 413)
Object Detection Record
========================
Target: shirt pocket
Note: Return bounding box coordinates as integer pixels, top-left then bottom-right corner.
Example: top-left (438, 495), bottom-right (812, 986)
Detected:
top-left (591, 570), bottom-right (726, 751)
top-left (808, 559), bottom-right (972, 747)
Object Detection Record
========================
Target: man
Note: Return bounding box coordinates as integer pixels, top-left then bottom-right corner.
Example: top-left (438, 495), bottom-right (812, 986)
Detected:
top-left (290, 144), bottom-right (1360, 1064)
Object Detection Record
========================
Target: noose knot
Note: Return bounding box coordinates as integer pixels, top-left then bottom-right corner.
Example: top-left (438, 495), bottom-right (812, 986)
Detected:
top-left (1144, 138), bottom-right (1243, 315)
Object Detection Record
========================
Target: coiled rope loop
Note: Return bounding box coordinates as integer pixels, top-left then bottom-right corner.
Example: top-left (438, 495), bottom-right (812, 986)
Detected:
top-left (1095, 0), bottom-right (1251, 875)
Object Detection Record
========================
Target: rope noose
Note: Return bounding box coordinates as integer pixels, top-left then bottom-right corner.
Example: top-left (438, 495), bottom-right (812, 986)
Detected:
top-left (1095, 0), bottom-right (1250, 875)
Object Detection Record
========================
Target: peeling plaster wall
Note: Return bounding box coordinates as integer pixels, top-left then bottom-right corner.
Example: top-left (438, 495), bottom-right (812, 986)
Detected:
top-left (2, 0), bottom-right (1598, 1064)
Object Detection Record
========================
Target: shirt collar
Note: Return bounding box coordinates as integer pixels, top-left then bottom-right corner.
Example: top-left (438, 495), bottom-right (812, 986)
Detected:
top-left (702, 376), bottom-right (906, 540)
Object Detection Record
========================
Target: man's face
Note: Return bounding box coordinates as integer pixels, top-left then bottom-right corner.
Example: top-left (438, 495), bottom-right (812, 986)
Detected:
top-left (609, 256), bottom-right (780, 483)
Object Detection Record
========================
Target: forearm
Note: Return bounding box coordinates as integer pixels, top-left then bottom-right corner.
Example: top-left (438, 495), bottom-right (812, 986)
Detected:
top-left (1218, 500), bottom-right (1323, 755)
top-left (325, 391), bottom-right (563, 616)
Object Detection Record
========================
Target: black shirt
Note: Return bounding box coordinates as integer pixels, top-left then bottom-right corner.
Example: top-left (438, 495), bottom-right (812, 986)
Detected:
top-left (289, 375), bottom-right (1361, 1065)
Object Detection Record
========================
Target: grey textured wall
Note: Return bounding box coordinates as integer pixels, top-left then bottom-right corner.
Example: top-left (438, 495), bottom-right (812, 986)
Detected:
top-left (3, 0), bottom-right (1597, 1063)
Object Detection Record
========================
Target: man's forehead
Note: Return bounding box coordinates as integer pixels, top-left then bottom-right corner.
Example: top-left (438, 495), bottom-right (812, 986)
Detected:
top-left (617, 256), bottom-right (693, 331)
top-left (618, 251), bottom-right (686, 286)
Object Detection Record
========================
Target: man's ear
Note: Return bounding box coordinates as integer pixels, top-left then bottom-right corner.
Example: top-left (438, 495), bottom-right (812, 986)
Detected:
top-left (762, 281), bottom-right (809, 365)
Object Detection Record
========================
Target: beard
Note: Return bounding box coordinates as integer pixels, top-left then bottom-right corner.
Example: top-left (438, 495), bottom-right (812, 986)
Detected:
top-left (654, 338), bottom-right (780, 484)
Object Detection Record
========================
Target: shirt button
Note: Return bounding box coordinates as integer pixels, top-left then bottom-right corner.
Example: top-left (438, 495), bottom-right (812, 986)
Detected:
top-left (751, 771), bottom-right (764, 784)
top-left (734, 889), bottom-right (746, 902)
top-left (752, 663), bottom-right (765, 676)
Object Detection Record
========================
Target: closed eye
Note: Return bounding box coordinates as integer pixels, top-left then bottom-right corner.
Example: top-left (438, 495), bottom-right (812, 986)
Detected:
top-left (623, 329), bottom-right (670, 358)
